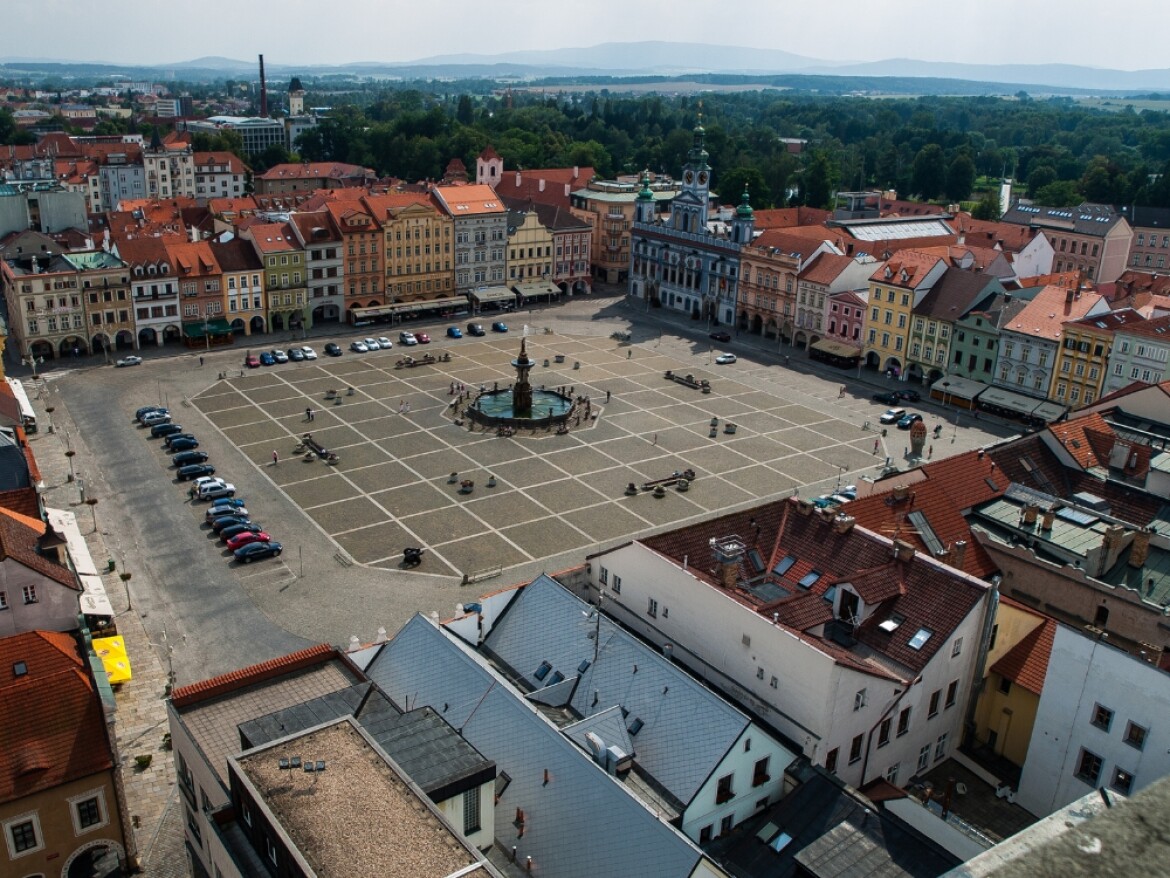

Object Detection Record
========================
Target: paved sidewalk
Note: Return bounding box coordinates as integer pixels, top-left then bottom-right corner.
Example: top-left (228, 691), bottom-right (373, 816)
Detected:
top-left (27, 385), bottom-right (187, 876)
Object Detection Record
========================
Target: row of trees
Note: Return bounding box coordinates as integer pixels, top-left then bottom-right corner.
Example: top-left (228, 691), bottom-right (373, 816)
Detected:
top-left (8, 84), bottom-right (1170, 210)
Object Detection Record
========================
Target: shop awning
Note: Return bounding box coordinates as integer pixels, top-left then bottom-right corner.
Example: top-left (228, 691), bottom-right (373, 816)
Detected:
top-left (1030, 400), bottom-right (1067, 422)
top-left (78, 573), bottom-right (114, 617)
top-left (978, 385), bottom-right (1045, 415)
top-left (352, 297), bottom-right (470, 319)
top-left (929, 375), bottom-right (989, 402)
top-left (182, 318), bottom-right (232, 338)
top-left (810, 339), bottom-right (862, 359)
top-left (513, 281), bottom-right (560, 299)
top-left (471, 285), bottom-right (518, 304)
top-left (93, 635), bottom-right (132, 684)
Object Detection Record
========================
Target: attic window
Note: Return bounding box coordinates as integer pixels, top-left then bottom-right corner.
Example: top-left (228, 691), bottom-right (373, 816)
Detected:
top-left (908, 627), bottom-right (933, 650)
top-left (533, 661), bottom-right (552, 681)
top-left (13, 661), bottom-right (26, 677)
top-left (879, 613), bottom-right (906, 634)
top-left (577, 659), bottom-right (591, 674)
top-left (823, 585), bottom-right (837, 603)
top-left (627, 718), bottom-right (645, 736)
top-left (495, 771), bottom-right (512, 801)
top-left (773, 555), bottom-right (796, 576)
top-left (547, 671), bottom-right (565, 686)
top-left (798, 570), bottom-right (822, 589)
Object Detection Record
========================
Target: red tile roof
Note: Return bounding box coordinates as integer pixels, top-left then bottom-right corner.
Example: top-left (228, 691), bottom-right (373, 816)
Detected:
top-left (257, 162), bottom-right (374, 183)
top-left (743, 206), bottom-right (831, 230)
top-left (953, 215), bottom-right (1041, 253)
top-left (1047, 413), bottom-right (1115, 470)
top-left (799, 252), bottom-right (856, 286)
top-left (0, 506), bottom-right (78, 588)
top-left (170, 643), bottom-right (339, 708)
top-left (753, 228), bottom-right (838, 262)
top-left (0, 630), bottom-right (113, 803)
top-left (1002, 284), bottom-right (1106, 341)
top-left (990, 614), bottom-right (1055, 695)
top-left (491, 166), bottom-right (596, 210)
top-left (433, 183), bottom-right (506, 217)
top-left (870, 251), bottom-right (945, 287)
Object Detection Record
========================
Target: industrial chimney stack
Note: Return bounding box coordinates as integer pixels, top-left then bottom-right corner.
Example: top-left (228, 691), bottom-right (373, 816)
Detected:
top-left (258, 54), bottom-right (268, 117)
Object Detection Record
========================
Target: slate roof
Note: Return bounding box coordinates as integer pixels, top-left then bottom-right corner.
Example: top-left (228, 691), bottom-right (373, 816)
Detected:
top-left (366, 615), bottom-right (708, 878)
top-left (483, 574), bottom-right (754, 808)
top-left (990, 614), bottom-right (1055, 696)
top-left (1002, 201), bottom-right (1126, 237)
top-left (0, 630), bottom-right (113, 803)
top-left (912, 267), bottom-right (1003, 321)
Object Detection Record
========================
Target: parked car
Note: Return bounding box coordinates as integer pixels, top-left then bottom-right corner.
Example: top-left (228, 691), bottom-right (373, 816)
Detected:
top-left (141, 410), bottom-right (171, 426)
top-left (871, 391), bottom-right (901, 405)
top-left (288, 347), bottom-right (305, 362)
top-left (491, 322), bottom-right (509, 333)
top-left (271, 349), bottom-right (289, 364)
top-left (715, 353), bottom-right (737, 365)
top-left (709, 330), bottom-right (731, 342)
top-left (167, 436), bottom-right (199, 452)
top-left (879, 408), bottom-right (907, 424)
top-left (244, 354), bottom-right (261, 368)
top-left (829, 494), bottom-right (855, 506)
top-left (219, 523), bottom-right (263, 542)
top-left (135, 405), bottom-right (166, 421)
top-left (171, 450), bottom-right (209, 466)
top-left (897, 413), bottom-right (924, 430)
top-left (324, 343), bottom-right (342, 357)
top-left (415, 332), bottom-right (431, 344)
top-left (177, 463), bottom-right (216, 481)
top-left (895, 389), bottom-right (921, 403)
top-left (259, 352), bottom-right (276, 366)
top-left (377, 337), bottom-right (393, 349)
top-left (837, 485), bottom-right (858, 501)
top-left (116, 355), bottom-right (142, 367)
top-left (349, 341), bottom-right (369, 353)
top-left (192, 476), bottom-right (225, 491)
top-left (301, 346), bottom-right (318, 360)
top-left (812, 495), bottom-right (843, 509)
top-left (234, 540), bottom-right (283, 563)
top-left (399, 331), bottom-right (418, 345)
top-left (205, 499), bottom-right (247, 520)
top-left (198, 481), bottom-right (236, 500)
top-left (226, 530), bottom-right (272, 551)
top-left (150, 422), bottom-right (183, 438)
top-left (446, 326), bottom-right (463, 339)
top-left (211, 515), bottom-right (251, 533)
top-left (363, 338), bottom-right (380, 350)
top-left (466, 323), bottom-right (485, 336)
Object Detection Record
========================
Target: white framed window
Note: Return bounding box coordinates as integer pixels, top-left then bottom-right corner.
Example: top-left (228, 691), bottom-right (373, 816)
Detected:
top-left (854, 688), bottom-right (867, 711)
top-left (952, 637), bottom-right (963, 657)
top-left (598, 566), bottom-right (608, 585)
top-left (68, 788), bottom-right (108, 835)
top-left (611, 575), bottom-right (621, 594)
top-left (21, 585), bottom-right (36, 605)
top-left (647, 598), bottom-right (657, 618)
top-left (3, 811), bottom-right (43, 858)
top-left (0, 591), bottom-right (6, 610)
top-left (463, 785), bottom-right (481, 834)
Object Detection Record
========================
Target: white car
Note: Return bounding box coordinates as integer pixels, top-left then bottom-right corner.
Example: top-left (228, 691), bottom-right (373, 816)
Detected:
top-left (271, 349), bottom-right (289, 364)
top-left (879, 408), bottom-right (907, 424)
top-left (363, 338), bottom-right (380, 351)
top-left (377, 337), bottom-right (393, 349)
top-left (301, 346), bottom-right (318, 360)
top-left (399, 331), bottom-right (418, 346)
top-left (198, 481), bottom-right (236, 500)
top-left (116, 355), bottom-right (142, 367)
top-left (349, 341), bottom-right (369, 353)
top-left (714, 353), bottom-right (737, 365)
top-left (192, 476), bottom-right (225, 491)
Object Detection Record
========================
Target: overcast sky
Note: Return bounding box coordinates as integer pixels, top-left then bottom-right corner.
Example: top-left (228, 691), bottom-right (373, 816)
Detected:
top-left (10, 0), bottom-right (1168, 70)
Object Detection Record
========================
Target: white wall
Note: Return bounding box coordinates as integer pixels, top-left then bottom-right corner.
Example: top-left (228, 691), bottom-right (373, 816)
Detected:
top-left (594, 542), bottom-right (986, 789)
top-left (1017, 625), bottom-right (1170, 817)
top-left (166, 704), bottom-right (232, 873)
top-left (0, 559), bottom-right (81, 636)
top-left (435, 780), bottom-right (495, 851)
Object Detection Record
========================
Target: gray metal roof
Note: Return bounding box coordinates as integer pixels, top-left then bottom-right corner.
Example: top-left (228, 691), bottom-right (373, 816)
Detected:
top-left (563, 705), bottom-right (634, 757)
top-left (483, 574), bottom-right (751, 807)
top-left (366, 615), bottom-right (706, 878)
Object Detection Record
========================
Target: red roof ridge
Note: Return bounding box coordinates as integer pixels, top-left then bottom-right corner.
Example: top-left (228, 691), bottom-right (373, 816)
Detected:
top-left (171, 643), bottom-right (338, 708)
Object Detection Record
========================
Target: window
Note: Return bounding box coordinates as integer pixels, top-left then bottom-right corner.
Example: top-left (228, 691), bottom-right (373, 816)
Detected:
top-left (700, 824), bottom-right (713, 844)
top-left (878, 718), bottom-right (892, 748)
top-left (908, 628), bottom-right (932, 650)
top-left (918, 744), bottom-right (931, 773)
top-left (849, 734), bottom-right (864, 764)
top-left (1091, 704), bottom-right (1114, 732)
top-left (998, 677), bottom-right (1012, 695)
top-left (598, 566), bottom-right (608, 585)
top-left (952, 637), bottom-right (963, 657)
top-left (945, 680), bottom-right (958, 708)
top-left (7, 817), bottom-right (38, 855)
top-left (720, 814), bottom-right (734, 836)
top-left (886, 763), bottom-right (900, 784)
top-left (716, 774), bottom-right (735, 804)
top-left (752, 757), bottom-right (770, 787)
top-left (647, 598), bottom-right (658, 618)
top-left (928, 690), bottom-right (940, 718)
top-left (75, 795), bottom-right (103, 829)
top-left (0, 591), bottom-right (6, 610)
top-left (825, 748), bottom-right (839, 774)
top-left (463, 785), bottom-right (481, 834)
top-left (1111, 767), bottom-right (1134, 796)
top-left (1075, 748), bottom-right (1103, 785)
top-left (770, 675), bottom-right (779, 689)
top-left (897, 707), bottom-right (911, 737)
top-left (1125, 722), bottom-right (1148, 751)
top-left (611, 575), bottom-right (621, 594)
top-left (21, 585), bottom-right (36, 605)
top-left (854, 688), bottom-right (867, 711)
top-left (935, 732), bottom-right (948, 762)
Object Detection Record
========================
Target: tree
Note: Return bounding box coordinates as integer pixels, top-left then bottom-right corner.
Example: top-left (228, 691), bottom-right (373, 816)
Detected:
top-left (1027, 165), bottom-right (1058, 198)
top-left (971, 190), bottom-right (1002, 221)
top-left (800, 150), bottom-right (837, 209)
top-left (1035, 180), bottom-right (1082, 207)
top-left (456, 95), bottom-right (474, 125)
top-left (718, 166), bottom-right (770, 210)
top-left (911, 144), bottom-right (946, 199)
top-left (945, 154), bottom-right (977, 201)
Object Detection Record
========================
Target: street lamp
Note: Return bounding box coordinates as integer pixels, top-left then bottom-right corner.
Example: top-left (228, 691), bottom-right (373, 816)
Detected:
top-left (44, 405), bottom-right (54, 434)
top-left (202, 319), bottom-right (211, 353)
top-left (65, 450), bottom-right (76, 483)
top-left (85, 497), bottom-right (98, 533)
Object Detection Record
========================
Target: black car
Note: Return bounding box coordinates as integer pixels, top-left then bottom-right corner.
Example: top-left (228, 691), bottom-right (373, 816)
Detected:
top-left (234, 540), bottom-right (283, 563)
top-left (167, 436), bottom-right (199, 452)
top-left (466, 323), bottom-right (486, 336)
top-left (288, 347), bottom-right (305, 362)
top-left (177, 463), bottom-right (216, 481)
top-left (897, 413), bottom-right (924, 430)
top-left (709, 330), bottom-right (731, 343)
top-left (324, 343), bottom-right (342, 356)
top-left (211, 515), bottom-right (251, 533)
top-left (871, 391), bottom-right (901, 405)
top-left (220, 522), bottom-right (263, 543)
top-left (171, 450), bottom-right (209, 466)
top-left (150, 422), bottom-right (183, 438)
top-left (163, 432), bottom-right (196, 448)
top-left (895, 390), bottom-right (922, 403)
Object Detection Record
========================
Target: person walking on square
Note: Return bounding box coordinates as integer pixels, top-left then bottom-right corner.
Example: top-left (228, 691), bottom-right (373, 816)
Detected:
top-left (606, 389), bottom-right (611, 403)
top-left (272, 450), bottom-right (279, 465)
top-left (873, 438), bottom-right (880, 455)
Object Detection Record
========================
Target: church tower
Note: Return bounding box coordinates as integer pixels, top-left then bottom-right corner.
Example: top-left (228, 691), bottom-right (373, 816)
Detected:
top-left (731, 185), bottom-right (755, 244)
top-left (476, 146), bottom-right (503, 188)
top-left (634, 170), bottom-right (656, 224)
top-left (672, 113), bottom-right (712, 234)
top-left (288, 77), bottom-right (305, 116)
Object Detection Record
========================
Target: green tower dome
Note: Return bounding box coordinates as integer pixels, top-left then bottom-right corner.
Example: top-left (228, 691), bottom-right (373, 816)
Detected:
top-left (736, 185), bottom-right (754, 218)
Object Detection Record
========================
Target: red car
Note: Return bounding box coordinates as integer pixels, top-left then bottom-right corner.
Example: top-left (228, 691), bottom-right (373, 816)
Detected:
top-left (415, 332), bottom-right (431, 344)
top-left (244, 354), bottom-right (261, 368)
top-left (225, 530), bottom-right (272, 551)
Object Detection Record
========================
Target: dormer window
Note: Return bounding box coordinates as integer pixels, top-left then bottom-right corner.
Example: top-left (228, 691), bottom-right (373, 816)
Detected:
top-left (908, 627), bottom-right (933, 650)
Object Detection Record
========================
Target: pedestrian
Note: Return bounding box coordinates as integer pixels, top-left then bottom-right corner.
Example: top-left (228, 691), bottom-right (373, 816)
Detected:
top-left (272, 450), bottom-right (279, 465)
top-left (784, 355), bottom-right (790, 366)
top-left (606, 389), bottom-right (611, 403)
top-left (306, 407), bottom-right (312, 421)
top-left (873, 438), bottom-right (880, 455)
top-left (627, 349), bottom-right (632, 359)
top-left (187, 486), bottom-right (195, 502)
top-left (652, 433), bottom-right (658, 446)
top-left (199, 355), bottom-right (204, 367)
top-left (928, 444), bottom-right (933, 459)
top-left (449, 382), bottom-right (455, 395)
top-left (839, 385), bottom-right (846, 399)
top-left (398, 401), bottom-right (405, 414)
top-left (404, 402), bottom-right (411, 413)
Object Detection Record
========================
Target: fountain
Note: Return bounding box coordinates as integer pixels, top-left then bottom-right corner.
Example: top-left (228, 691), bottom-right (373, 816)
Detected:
top-left (464, 338), bottom-right (576, 431)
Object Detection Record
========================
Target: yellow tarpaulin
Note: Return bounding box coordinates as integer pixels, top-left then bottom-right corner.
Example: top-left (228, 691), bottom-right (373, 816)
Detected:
top-left (93, 636), bottom-right (132, 684)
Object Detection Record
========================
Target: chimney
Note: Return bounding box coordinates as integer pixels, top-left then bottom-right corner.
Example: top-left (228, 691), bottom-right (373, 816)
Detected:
top-left (1041, 507), bottom-right (1056, 531)
top-left (893, 539), bottom-right (916, 563)
top-left (720, 558), bottom-right (738, 589)
top-left (565, 183), bottom-right (571, 198)
top-left (539, 179), bottom-right (545, 192)
top-left (951, 540), bottom-right (968, 569)
top-left (892, 484), bottom-right (910, 502)
top-left (258, 54), bottom-right (268, 117)
top-left (1022, 504), bottom-right (1039, 526)
top-left (1129, 528), bottom-right (1152, 569)
top-left (797, 499), bottom-right (815, 516)
top-left (573, 165), bottom-right (579, 178)
top-left (515, 171), bottom-right (521, 187)
top-left (1065, 288), bottom-right (1074, 305)
top-left (834, 515), bottom-right (856, 534)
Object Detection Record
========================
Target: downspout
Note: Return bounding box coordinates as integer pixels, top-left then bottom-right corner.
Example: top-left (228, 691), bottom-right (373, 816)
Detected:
top-left (963, 578), bottom-right (1001, 749)
top-left (860, 674), bottom-right (920, 786)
